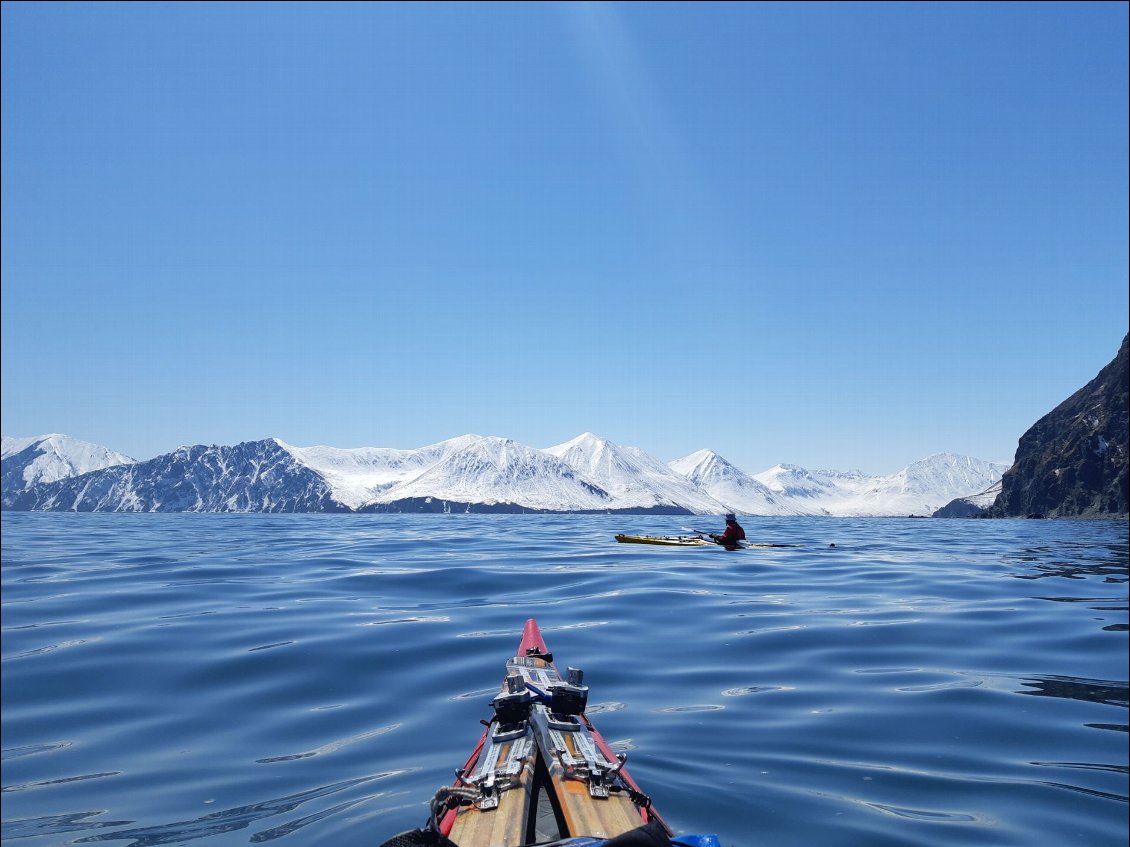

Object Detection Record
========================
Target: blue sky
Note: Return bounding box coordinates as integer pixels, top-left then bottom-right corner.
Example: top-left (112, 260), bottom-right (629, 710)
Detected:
top-left (3, 1), bottom-right (1127, 474)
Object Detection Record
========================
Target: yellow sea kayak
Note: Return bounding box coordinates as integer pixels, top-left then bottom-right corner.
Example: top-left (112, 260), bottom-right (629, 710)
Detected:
top-left (614, 534), bottom-right (712, 546)
top-left (615, 534), bottom-right (800, 549)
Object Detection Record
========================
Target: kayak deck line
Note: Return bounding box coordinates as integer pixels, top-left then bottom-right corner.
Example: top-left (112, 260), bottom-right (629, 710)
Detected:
top-left (380, 619), bottom-right (719, 847)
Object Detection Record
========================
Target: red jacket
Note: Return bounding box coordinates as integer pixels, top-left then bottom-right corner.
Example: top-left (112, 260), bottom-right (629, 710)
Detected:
top-left (715, 521), bottom-right (746, 545)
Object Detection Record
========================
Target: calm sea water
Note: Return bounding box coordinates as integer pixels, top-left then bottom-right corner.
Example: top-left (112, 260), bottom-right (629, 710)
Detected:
top-left (1, 513), bottom-right (1126, 847)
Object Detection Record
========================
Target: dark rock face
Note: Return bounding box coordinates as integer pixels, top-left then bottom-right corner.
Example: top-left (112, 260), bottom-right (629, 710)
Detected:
top-left (988, 335), bottom-right (1128, 518)
top-left (2, 440), bottom-right (346, 512)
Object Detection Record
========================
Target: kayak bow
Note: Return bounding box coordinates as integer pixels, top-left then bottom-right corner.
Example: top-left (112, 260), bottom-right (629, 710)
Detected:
top-left (381, 619), bottom-right (718, 847)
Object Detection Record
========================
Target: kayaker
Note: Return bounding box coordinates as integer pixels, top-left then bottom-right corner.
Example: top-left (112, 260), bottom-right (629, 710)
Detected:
top-left (711, 513), bottom-right (746, 549)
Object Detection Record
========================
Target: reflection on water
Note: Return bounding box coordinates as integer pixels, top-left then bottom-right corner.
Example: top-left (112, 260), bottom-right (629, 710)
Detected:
top-left (1008, 539), bottom-right (1129, 582)
top-left (2, 812), bottom-right (132, 841)
top-left (1015, 674), bottom-right (1128, 710)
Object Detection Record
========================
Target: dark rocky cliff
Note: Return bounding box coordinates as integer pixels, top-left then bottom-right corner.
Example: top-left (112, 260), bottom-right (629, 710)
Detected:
top-left (987, 334), bottom-right (1128, 518)
top-left (2, 439), bottom-right (346, 512)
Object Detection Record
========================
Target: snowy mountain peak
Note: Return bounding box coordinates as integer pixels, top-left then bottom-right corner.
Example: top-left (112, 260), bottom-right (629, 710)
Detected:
top-left (547, 434), bottom-right (728, 513)
top-left (2, 433), bottom-right (63, 458)
top-left (754, 464), bottom-right (839, 498)
top-left (667, 449), bottom-right (719, 478)
top-left (1, 434), bottom-right (135, 487)
top-left (546, 431), bottom-right (615, 459)
top-left (886, 453), bottom-right (1012, 496)
top-left (570, 431), bottom-right (605, 444)
top-left (669, 450), bottom-right (813, 516)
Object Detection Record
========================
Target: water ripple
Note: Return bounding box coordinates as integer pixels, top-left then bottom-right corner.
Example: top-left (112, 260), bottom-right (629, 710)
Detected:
top-left (1, 513), bottom-right (1125, 847)
top-left (864, 802), bottom-right (979, 823)
top-left (3, 771), bottom-right (121, 793)
top-left (73, 772), bottom-right (407, 846)
top-left (1, 741), bottom-right (73, 760)
top-left (256, 725), bottom-right (401, 764)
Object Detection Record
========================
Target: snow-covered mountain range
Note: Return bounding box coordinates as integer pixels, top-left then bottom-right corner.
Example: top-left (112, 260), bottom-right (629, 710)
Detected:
top-left (1, 432), bottom-right (1010, 516)
top-left (752, 454), bottom-right (1013, 517)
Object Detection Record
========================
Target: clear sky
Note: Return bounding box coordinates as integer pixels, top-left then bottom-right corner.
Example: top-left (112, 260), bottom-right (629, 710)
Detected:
top-left (3, 1), bottom-right (1127, 474)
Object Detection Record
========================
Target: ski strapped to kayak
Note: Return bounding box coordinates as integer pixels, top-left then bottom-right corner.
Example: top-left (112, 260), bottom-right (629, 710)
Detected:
top-left (380, 620), bottom-right (719, 847)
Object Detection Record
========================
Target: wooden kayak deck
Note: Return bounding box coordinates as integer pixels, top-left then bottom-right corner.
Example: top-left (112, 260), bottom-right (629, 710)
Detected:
top-left (441, 621), bottom-right (661, 846)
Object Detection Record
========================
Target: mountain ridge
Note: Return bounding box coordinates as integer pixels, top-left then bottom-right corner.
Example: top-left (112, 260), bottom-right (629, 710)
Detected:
top-left (2, 431), bottom-right (1007, 516)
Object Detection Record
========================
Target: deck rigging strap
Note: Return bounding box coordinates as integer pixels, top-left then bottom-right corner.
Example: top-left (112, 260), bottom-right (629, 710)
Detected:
top-left (426, 786), bottom-right (478, 832)
top-left (610, 782), bottom-right (652, 811)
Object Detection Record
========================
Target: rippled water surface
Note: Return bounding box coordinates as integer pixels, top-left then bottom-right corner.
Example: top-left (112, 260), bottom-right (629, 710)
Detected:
top-left (2, 513), bottom-right (1127, 846)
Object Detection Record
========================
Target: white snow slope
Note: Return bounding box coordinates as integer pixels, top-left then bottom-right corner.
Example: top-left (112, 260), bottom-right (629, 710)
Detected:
top-left (1, 434), bottom-right (135, 486)
top-left (960, 479), bottom-right (1004, 510)
top-left (370, 436), bottom-right (613, 511)
top-left (278, 435), bottom-right (484, 510)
